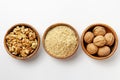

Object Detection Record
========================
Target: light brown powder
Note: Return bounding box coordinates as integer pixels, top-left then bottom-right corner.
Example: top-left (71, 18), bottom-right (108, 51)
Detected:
top-left (45, 26), bottom-right (77, 58)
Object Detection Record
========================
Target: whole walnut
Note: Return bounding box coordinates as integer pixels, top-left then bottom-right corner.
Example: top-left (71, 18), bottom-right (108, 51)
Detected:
top-left (93, 26), bottom-right (106, 36)
top-left (84, 32), bottom-right (94, 43)
top-left (104, 33), bottom-right (114, 46)
top-left (93, 36), bottom-right (106, 47)
top-left (98, 46), bottom-right (110, 57)
top-left (87, 43), bottom-right (98, 54)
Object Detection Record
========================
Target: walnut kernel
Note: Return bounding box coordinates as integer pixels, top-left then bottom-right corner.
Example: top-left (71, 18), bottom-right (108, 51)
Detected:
top-left (5, 26), bottom-right (38, 57)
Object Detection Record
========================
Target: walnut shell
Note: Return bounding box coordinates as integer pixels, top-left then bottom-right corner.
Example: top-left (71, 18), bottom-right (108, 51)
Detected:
top-left (87, 43), bottom-right (98, 54)
top-left (105, 33), bottom-right (114, 46)
top-left (93, 26), bottom-right (106, 36)
top-left (84, 32), bottom-right (94, 43)
top-left (93, 36), bottom-right (106, 47)
top-left (98, 46), bottom-right (110, 57)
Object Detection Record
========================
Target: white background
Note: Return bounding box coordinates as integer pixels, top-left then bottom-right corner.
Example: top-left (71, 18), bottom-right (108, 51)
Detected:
top-left (0, 0), bottom-right (120, 80)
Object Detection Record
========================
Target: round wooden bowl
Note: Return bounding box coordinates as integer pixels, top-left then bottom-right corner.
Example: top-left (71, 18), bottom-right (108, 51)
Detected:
top-left (4, 23), bottom-right (40, 60)
top-left (42, 23), bottom-right (79, 59)
top-left (81, 23), bottom-right (118, 60)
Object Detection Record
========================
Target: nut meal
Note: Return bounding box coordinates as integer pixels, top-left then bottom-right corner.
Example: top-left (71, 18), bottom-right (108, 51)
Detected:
top-left (43, 23), bottom-right (79, 59)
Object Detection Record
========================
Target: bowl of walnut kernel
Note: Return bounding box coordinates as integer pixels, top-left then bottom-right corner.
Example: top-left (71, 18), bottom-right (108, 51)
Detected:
top-left (4, 23), bottom-right (40, 60)
top-left (81, 23), bottom-right (118, 60)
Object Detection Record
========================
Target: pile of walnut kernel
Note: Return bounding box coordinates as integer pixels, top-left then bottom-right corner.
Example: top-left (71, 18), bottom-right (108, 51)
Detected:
top-left (84, 26), bottom-right (115, 57)
top-left (5, 26), bottom-right (38, 57)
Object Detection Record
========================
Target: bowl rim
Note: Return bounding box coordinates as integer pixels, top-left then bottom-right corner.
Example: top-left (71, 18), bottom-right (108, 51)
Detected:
top-left (4, 23), bottom-right (40, 60)
top-left (42, 23), bottom-right (79, 59)
top-left (81, 23), bottom-right (118, 60)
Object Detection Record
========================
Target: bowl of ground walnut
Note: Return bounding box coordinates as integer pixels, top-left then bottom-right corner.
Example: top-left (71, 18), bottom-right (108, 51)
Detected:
top-left (81, 23), bottom-right (118, 60)
top-left (43, 23), bottom-right (79, 59)
top-left (4, 23), bottom-right (40, 60)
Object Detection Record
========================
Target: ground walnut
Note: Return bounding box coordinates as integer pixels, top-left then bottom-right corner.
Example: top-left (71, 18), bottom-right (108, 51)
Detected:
top-left (93, 26), bottom-right (106, 36)
top-left (93, 35), bottom-right (106, 47)
top-left (84, 32), bottom-right (94, 43)
top-left (87, 43), bottom-right (98, 54)
top-left (105, 33), bottom-right (114, 46)
top-left (6, 26), bottom-right (38, 57)
top-left (98, 46), bottom-right (110, 57)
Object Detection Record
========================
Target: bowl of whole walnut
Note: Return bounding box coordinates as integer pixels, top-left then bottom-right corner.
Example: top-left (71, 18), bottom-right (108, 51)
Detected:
top-left (4, 23), bottom-right (40, 60)
top-left (81, 23), bottom-right (118, 60)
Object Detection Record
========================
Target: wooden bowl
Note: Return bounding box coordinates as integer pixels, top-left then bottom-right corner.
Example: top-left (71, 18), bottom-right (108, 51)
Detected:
top-left (4, 23), bottom-right (40, 60)
top-left (81, 23), bottom-right (118, 60)
top-left (42, 23), bottom-right (79, 59)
